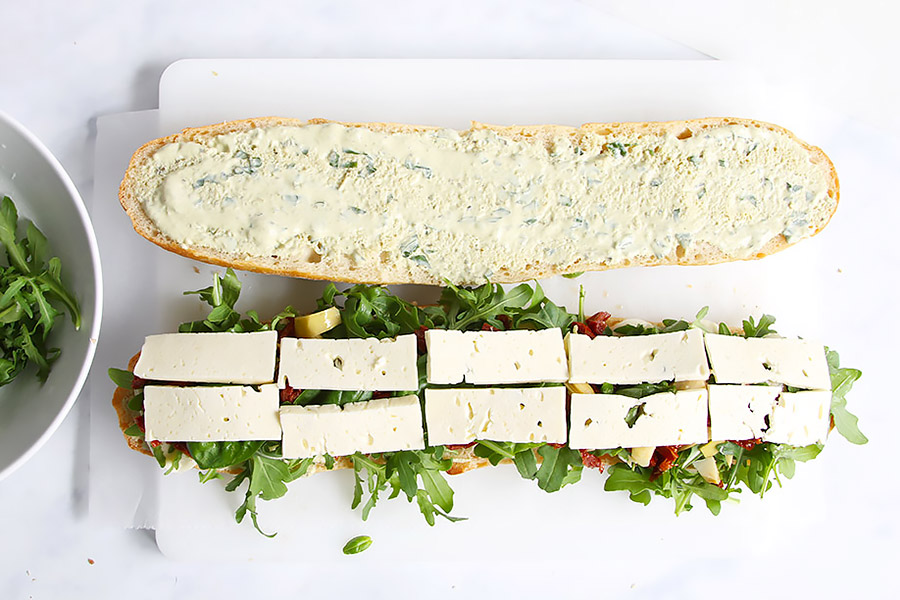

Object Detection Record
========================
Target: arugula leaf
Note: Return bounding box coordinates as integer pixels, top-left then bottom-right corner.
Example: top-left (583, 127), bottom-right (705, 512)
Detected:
top-left (230, 454), bottom-right (314, 537)
top-left (716, 441), bottom-right (822, 498)
top-left (473, 441), bottom-right (542, 472)
top-left (613, 323), bottom-right (658, 336)
top-left (439, 281), bottom-right (574, 332)
top-left (353, 449), bottom-right (463, 525)
top-left (0, 197), bottom-right (31, 273)
top-left (825, 348), bottom-right (866, 444)
top-left (516, 298), bottom-right (575, 330)
top-left (604, 465), bottom-right (655, 505)
top-left (535, 445), bottom-right (583, 492)
top-left (321, 284), bottom-right (435, 338)
top-left (605, 455), bottom-right (729, 515)
top-left (442, 282), bottom-right (535, 329)
top-left (741, 314), bottom-right (777, 338)
top-left (614, 319), bottom-right (690, 337)
top-left (178, 268), bottom-right (270, 333)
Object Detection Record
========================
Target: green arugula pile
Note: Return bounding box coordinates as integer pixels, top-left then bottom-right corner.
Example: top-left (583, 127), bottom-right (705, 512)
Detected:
top-left (0, 196), bottom-right (81, 385)
top-left (109, 270), bottom-right (865, 536)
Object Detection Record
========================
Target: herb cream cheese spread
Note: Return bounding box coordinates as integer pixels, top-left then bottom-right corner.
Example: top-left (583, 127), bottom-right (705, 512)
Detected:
top-left (137, 122), bottom-right (835, 284)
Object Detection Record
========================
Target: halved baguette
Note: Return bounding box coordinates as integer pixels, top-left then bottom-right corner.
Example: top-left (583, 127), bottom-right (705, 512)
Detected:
top-left (120, 117), bottom-right (838, 285)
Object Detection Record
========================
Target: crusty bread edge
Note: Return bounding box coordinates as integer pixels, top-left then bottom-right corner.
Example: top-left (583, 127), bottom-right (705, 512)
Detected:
top-left (119, 116), bottom-right (840, 285)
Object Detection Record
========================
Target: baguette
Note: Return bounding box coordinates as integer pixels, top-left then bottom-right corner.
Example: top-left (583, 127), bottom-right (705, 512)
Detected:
top-left (120, 117), bottom-right (838, 286)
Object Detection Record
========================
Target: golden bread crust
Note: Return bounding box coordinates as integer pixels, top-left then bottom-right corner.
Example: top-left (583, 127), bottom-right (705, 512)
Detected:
top-left (119, 116), bottom-right (839, 285)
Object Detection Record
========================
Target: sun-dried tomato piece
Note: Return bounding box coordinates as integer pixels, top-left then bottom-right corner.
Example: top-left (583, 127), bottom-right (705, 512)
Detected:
top-left (573, 321), bottom-right (595, 338)
top-left (585, 311), bottom-right (612, 336)
top-left (280, 383), bottom-right (301, 404)
top-left (649, 445), bottom-right (681, 480)
top-left (579, 450), bottom-right (605, 471)
top-left (414, 325), bottom-right (429, 355)
top-left (446, 442), bottom-right (477, 450)
top-left (278, 318), bottom-right (295, 340)
top-left (730, 438), bottom-right (762, 450)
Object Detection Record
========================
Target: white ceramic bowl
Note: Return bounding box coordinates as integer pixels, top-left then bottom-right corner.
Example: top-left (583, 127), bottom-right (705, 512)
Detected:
top-left (0, 111), bottom-right (102, 481)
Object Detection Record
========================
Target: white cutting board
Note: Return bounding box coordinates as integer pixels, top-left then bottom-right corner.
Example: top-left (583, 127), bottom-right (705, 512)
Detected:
top-left (148, 59), bottom-right (841, 562)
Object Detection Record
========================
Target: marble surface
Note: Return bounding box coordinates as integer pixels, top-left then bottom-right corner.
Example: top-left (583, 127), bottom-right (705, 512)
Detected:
top-left (0, 1), bottom-right (897, 597)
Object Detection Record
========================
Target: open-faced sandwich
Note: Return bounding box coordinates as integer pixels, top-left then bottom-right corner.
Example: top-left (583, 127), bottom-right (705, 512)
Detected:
top-left (110, 270), bottom-right (864, 534)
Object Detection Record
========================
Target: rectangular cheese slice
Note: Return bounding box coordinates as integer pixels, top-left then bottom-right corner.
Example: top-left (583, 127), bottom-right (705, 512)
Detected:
top-left (133, 330), bottom-right (277, 384)
top-left (708, 384), bottom-right (781, 441)
top-left (763, 390), bottom-right (831, 446)
top-left (424, 387), bottom-right (567, 445)
top-left (278, 334), bottom-right (418, 391)
top-left (569, 389), bottom-right (709, 449)
top-left (143, 384), bottom-right (281, 442)
top-left (704, 334), bottom-right (830, 389)
top-left (280, 395), bottom-right (425, 458)
top-left (565, 329), bottom-right (709, 385)
top-left (425, 329), bottom-right (568, 385)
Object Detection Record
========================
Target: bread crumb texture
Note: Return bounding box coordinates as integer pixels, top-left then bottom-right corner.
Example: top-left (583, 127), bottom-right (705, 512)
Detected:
top-left (120, 117), bottom-right (838, 285)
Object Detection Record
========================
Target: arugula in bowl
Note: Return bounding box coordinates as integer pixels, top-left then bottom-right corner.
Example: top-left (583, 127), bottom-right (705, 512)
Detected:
top-left (0, 196), bottom-right (81, 385)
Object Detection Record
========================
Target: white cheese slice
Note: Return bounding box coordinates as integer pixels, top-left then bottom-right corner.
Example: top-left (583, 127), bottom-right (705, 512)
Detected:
top-left (133, 331), bottom-right (277, 384)
top-left (704, 334), bottom-right (830, 389)
top-left (143, 384), bottom-right (281, 442)
top-left (277, 334), bottom-right (418, 391)
top-left (565, 329), bottom-right (709, 385)
top-left (424, 387), bottom-right (567, 445)
top-left (425, 329), bottom-right (568, 385)
top-left (763, 390), bottom-right (831, 446)
top-left (280, 395), bottom-right (425, 458)
top-left (569, 389), bottom-right (709, 449)
top-left (708, 384), bottom-right (780, 441)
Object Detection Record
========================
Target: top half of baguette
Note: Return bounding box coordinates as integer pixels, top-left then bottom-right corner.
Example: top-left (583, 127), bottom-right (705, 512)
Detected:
top-left (120, 117), bottom-right (839, 286)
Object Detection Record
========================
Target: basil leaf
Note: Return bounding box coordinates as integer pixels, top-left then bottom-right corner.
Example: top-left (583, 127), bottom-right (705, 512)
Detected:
top-left (342, 535), bottom-right (373, 555)
top-left (623, 402), bottom-right (647, 428)
top-left (108, 367), bottom-right (135, 389)
top-left (188, 441), bottom-right (265, 470)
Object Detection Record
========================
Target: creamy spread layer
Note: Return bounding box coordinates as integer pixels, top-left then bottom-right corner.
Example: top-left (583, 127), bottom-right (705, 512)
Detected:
top-left (137, 122), bottom-right (834, 284)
